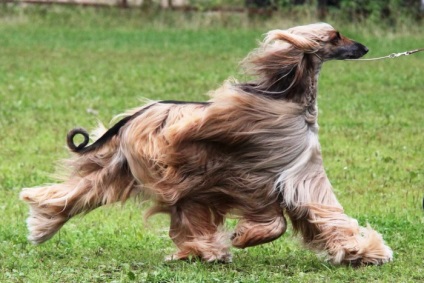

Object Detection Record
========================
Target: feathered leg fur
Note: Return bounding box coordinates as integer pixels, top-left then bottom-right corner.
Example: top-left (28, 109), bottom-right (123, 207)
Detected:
top-left (20, 139), bottom-right (138, 244)
top-left (166, 201), bottom-right (231, 262)
top-left (278, 146), bottom-right (393, 265)
top-left (232, 202), bottom-right (287, 248)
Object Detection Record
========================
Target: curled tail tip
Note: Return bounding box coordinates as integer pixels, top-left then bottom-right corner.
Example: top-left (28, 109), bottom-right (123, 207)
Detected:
top-left (67, 128), bottom-right (89, 153)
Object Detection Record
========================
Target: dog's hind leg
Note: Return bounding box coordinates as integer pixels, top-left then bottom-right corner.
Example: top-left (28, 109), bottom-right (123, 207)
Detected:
top-left (166, 200), bottom-right (232, 263)
top-left (20, 183), bottom-right (73, 244)
top-left (20, 157), bottom-right (136, 244)
top-left (231, 202), bottom-right (287, 248)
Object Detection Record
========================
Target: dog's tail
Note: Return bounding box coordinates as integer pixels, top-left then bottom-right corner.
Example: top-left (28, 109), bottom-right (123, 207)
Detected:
top-left (66, 104), bottom-right (155, 154)
top-left (66, 100), bottom-right (189, 155)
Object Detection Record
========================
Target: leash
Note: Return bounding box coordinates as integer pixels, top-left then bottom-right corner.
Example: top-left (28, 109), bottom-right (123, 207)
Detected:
top-left (345, 48), bottom-right (424, 61)
top-left (347, 46), bottom-right (423, 211)
top-left (346, 47), bottom-right (424, 212)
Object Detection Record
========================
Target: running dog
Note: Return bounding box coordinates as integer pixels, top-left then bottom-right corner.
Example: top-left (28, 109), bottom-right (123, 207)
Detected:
top-left (20, 23), bottom-right (393, 266)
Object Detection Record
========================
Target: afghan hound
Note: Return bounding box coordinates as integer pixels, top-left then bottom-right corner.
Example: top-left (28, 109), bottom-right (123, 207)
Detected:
top-left (20, 23), bottom-right (393, 266)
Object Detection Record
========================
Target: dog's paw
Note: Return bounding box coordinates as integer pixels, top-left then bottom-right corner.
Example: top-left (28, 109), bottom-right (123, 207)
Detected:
top-left (207, 252), bottom-right (232, 264)
top-left (26, 211), bottom-right (67, 244)
top-left (164, 254), bottom-right (189, 262)
top-left (348, 245), bottom-right (393, 267)
top-left (165, 251), bottom-right (232, 263)
top-left (331, 235), bottom-right (393, 267)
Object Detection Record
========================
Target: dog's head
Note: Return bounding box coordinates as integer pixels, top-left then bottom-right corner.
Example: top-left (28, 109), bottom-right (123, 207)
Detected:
top-left (264, 23), bottom-right (368, 61)
top-left (240, 23), bottom-right (369, 101)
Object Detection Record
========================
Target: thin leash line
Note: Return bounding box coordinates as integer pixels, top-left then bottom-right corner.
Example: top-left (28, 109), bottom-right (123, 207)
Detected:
top-left (344, 48), bottom-right (424, 61)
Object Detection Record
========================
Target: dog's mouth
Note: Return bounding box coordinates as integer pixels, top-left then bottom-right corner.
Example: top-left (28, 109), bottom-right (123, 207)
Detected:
top-left (345, 53), bottom-right (365, 59)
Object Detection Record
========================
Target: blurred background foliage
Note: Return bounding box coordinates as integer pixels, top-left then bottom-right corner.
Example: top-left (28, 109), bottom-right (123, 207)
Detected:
top-left (2, 0), bottom-right (423, 26)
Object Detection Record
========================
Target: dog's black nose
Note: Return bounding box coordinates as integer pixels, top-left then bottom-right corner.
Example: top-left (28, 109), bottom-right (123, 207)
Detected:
top-left (363, 46), bottom-right (369, 54)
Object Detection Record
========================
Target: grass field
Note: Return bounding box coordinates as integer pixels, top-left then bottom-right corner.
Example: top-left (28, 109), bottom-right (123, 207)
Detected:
top-left (0, 6), bottom-right (423, 283)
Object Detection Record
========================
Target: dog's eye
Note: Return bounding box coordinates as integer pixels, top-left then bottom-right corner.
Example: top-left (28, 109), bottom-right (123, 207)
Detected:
top-left (331, 32), bottom-right (341, 44)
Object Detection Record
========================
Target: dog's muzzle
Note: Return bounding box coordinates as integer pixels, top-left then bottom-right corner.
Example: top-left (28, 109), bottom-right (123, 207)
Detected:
top-left (333, 42), bottom-right (369, 60)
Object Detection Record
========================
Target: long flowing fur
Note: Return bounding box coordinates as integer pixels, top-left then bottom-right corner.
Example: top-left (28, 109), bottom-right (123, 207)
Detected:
top-left (20, 23), bottom-right (392, 265)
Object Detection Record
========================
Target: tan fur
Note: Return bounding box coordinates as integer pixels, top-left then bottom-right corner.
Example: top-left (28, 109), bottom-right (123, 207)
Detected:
top-left (20, 23), bottom-right (392, 266)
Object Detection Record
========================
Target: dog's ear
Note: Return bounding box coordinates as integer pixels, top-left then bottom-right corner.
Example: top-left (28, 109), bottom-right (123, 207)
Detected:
top-left (263, 30), bottom-right (318, 53)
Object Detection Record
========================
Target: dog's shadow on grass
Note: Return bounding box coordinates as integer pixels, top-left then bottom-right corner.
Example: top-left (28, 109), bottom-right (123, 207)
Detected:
top-left (161, 247), bottom-right (337, 276)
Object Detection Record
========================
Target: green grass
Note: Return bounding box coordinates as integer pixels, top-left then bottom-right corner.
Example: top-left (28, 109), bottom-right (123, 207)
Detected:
top-left (1, 6), bottom-right (423, 283)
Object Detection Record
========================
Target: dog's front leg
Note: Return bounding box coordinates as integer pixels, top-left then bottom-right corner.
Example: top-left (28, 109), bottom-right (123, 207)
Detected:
top-left (286, 203), bottom-right (393, 266)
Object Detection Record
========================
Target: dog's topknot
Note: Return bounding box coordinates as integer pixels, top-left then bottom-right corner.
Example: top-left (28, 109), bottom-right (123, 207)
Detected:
top-left (263, 23), bottom-right (334, 52)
